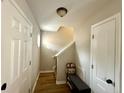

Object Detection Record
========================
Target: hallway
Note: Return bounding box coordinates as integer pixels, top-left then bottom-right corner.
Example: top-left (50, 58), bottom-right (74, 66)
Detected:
top-left (34, 73), bottom-right (71, 93)
top-left (1, 0), bottom-right (122, 93)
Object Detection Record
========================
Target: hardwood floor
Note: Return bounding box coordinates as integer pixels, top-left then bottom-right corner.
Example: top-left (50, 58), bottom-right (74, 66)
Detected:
top-left (34, 73), bottom-right (71, 93)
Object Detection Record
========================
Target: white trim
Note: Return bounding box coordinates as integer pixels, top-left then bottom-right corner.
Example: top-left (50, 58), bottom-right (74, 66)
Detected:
top-left (90, 22), bottom-right (93, 91)
top-left (56, 80), bottom-right (66, 84)
top-left (32, 72), bottom-right (40, 93)
top-left (53, 40), bottom-right (75, 57)
top-left (90, 13), bottom-right (121, 93)
top-left (40, 70), bottom-right (54, 73)
top-left (115, 13), bottom-right (121, 93)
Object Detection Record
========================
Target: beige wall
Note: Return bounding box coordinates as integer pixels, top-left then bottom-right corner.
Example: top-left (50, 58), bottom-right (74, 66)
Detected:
top-left (56, 42), bottom-right (75, 82)
top-left (40, 27), bottom-right (74, 71)
top-left (14, 0), bottom-right (41, 90)
top-left (74, 0), bottom-right (121, 85)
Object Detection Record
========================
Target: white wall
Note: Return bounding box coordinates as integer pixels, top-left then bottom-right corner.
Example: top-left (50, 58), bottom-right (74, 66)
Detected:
top-left (74, 0), bottom-right (121, 85)
top-left (14, 0), bottom-right (41, 90)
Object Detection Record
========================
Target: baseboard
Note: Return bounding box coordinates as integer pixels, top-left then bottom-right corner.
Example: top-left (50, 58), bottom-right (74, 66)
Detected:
top-left (32, 72), bottom-right (40, 93)
top-left (56, 80), bottom-right (66, 84)
top-left (32, 70), bottom-right (54, 93)
top-left (40, 70), bottom-right (54, 73)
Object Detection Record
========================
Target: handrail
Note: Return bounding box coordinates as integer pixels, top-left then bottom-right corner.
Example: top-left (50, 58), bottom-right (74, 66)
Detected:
top-left (52, 40), bottom-right (75, 58)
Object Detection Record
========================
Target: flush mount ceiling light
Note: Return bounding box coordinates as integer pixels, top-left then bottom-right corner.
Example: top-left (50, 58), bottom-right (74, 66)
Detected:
top-left (56, 7), bottom-right (68, 17)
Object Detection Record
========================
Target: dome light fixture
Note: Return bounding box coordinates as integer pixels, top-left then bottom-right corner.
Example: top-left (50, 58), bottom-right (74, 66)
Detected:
top-left (56, 7), bottom-right (68, 17)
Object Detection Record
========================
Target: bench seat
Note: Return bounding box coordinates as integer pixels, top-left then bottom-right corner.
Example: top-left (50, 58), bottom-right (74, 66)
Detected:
top-left (67, 74), bottom-right (91, 93)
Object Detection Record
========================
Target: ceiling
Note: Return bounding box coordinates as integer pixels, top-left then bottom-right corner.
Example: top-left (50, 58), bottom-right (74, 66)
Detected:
top-left (26, 0), bottom-right (112, 32)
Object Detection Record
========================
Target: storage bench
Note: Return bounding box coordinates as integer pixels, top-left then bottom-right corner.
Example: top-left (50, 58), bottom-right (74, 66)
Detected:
top-left (67, 74), bottom-right (91, 93)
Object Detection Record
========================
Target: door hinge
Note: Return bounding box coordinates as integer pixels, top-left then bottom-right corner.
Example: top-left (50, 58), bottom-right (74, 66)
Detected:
top-left (92, 34), bottom-right (94, 39)
top-left (91, 64), bottom-right (94, 69)
top-left (30, 33), bottom-right (32, 37)
top-left (28, 88), bottom-right (31, 93)
top-left (29, 61), bottom-right (31, 65)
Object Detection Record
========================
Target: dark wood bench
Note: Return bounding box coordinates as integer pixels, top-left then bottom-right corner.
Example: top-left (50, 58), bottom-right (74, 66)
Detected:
top-left (67, 74), bottom-right (91, 93)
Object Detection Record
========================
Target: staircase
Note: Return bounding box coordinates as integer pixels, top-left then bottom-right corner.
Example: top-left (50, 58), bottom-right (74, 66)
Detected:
top-left (52, 41), bottom-right (75, 84)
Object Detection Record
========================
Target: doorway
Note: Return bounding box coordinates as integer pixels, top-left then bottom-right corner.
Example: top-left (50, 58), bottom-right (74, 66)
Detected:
top-left (1, 0), bottom-right (32, 93)
top-left (90, 14), bottom-right (121, 93)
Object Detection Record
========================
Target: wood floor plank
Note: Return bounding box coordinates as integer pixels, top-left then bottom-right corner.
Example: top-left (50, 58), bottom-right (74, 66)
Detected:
top-left (34, 73), bottom-right (71, 93)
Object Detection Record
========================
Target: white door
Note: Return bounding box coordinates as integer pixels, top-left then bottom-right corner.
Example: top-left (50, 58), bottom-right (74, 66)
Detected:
top-left (1, 0), bottom-right (32, 93)
top-left (91, 17), bottom-right (118, 93)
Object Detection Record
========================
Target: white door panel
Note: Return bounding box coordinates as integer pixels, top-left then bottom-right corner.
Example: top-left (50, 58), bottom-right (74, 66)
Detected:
top-left (2, 0), bottom-right (32, 93)
top-left (10, 39), bottom-right (21, 82)
top-left (92, 19), bottom-right (116, 93)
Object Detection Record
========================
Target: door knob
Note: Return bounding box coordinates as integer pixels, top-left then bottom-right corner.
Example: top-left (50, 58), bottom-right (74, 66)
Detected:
top-left (106, 79), bottom-right (113, 84)
top-left (1, 83), bottom-right (7, 91)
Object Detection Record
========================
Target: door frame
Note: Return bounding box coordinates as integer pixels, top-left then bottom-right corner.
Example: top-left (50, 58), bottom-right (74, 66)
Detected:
top-left (7, 0), bottom-right (33, 91)
top-left (90, 13), bottom-right (121, 93)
